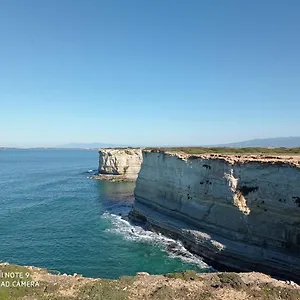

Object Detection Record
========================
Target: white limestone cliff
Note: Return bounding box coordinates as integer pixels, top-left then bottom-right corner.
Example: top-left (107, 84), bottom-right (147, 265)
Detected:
top-left (95, 148), bottom-right (142, 181)
top-left (131, 149), bottom-right (300, 281)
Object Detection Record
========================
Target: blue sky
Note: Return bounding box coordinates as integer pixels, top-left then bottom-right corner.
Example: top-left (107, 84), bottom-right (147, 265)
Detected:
top-left (1, 0), bottom-right (299, 147)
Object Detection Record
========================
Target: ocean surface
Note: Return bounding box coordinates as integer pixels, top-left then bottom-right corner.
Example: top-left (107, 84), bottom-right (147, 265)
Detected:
top-left (0, 149), bottom-right (210, 278)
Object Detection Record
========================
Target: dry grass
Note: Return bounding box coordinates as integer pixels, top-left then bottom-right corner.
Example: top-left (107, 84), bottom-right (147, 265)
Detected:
top-left (146, 147), bottom-right (300, 155)
top-left (1, 264), bottom-right (300, 300)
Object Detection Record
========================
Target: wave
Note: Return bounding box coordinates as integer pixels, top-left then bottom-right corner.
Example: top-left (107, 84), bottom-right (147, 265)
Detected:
top-left (102, 212), bottom-right (210, 270)
top-left (82, 169), bottom-right (98, 176)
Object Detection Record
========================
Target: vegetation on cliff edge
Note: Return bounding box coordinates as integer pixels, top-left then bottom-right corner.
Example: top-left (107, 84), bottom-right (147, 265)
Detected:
top-left (0, 264), bottom-right (299, 300)
top-left (147, 147), bottom-right (300, 155)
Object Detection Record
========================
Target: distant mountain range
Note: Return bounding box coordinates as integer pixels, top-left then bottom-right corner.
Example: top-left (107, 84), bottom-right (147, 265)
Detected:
top-left (59, 143), bottom-right (126, 148)
top-left (216, 137), bottom-right (300, 148)
top-left (59, 137), bottom-right (300, 149)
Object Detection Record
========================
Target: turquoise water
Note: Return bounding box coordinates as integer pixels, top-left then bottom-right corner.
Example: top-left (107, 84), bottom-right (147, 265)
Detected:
top-left (0, 149), bottom-right (209, 278)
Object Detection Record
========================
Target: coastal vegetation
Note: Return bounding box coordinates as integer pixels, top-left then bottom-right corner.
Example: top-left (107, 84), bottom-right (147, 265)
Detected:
top-left (1, 264), bottom-right (299, 300)
top-left (147, 147), bottom-right (300, 155)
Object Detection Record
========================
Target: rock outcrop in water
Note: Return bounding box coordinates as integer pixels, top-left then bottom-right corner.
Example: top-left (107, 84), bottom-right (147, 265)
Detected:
top-left (91, 148), bottom-right (143, 181)
top-left (131, 149), bottom-right (300, 281)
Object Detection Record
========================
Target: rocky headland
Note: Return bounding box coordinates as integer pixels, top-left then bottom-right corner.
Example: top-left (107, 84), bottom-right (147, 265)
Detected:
top-left (130, 149), bottom-right (300, 282)
top-left (91, 148), bottom-right (143, 181)
top-left (3, 148), bottom-right (300, 299)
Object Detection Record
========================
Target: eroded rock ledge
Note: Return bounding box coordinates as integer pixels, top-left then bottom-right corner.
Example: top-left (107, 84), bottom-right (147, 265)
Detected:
top-left (130, 150), bottom-right (300, 282)
top-left (1, 263), bottom-right (299, 300)
top-left (91, 148), bottom-right (143, 181)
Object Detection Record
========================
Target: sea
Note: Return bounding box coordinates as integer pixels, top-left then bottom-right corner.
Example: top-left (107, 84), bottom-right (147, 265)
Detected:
top-left (0, 149), bottom-right (210, 278)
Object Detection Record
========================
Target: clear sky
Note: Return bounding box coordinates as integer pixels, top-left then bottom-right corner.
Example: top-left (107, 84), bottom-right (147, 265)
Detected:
top-left (1, 0), bottom-right (299, 147)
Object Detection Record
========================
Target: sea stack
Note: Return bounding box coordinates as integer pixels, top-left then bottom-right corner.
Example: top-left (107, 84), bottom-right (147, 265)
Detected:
top-left (92, 148), bottom-right (143, 181)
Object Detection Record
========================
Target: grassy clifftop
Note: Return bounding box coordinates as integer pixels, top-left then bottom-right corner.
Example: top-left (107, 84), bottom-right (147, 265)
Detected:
top-left (0, 263), bottom-right (299, 300)
top-left (146, 147), bottom-right (300, 155)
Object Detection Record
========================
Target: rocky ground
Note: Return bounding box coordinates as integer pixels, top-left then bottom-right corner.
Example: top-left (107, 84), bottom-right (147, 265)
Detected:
top-left (1, 263), bottom-right (299, 300)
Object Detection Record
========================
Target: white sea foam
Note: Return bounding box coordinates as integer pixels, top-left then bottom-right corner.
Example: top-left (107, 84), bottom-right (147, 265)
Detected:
top-left (102, 212), bottom-right (210, 270)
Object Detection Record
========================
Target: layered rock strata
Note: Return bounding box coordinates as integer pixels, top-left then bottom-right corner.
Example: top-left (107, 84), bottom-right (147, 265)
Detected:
top-left (131, 150), bottom-right (300, 281)
top-left (93, 148), bottom-right (142, 181)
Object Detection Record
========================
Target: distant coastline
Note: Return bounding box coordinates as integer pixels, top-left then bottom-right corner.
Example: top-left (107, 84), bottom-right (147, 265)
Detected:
top-left (2, 136), bottom-right (300, 150)
top-left (0, 147), bottom-right (98, 150)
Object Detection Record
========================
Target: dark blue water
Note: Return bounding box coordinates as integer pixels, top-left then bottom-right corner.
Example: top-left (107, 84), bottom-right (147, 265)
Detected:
top-left (0, 149), bottom-right (209, 278)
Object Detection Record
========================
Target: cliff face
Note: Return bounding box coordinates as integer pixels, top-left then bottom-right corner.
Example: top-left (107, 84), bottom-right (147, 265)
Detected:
top-left (131, 150), bottom-right (300, 281)
top-left (97, 148), bottom-right (142, 181)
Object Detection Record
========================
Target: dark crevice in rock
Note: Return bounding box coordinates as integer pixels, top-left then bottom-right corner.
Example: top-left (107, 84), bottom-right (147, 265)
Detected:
top-left (293, 197), bottom-right (300, 207)
top-left (189, 155), bottom-right (199, 160)
top-left (203, 164), bottom-right (211, 170)
top-left (237, 186), bottom-right (259, 196)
